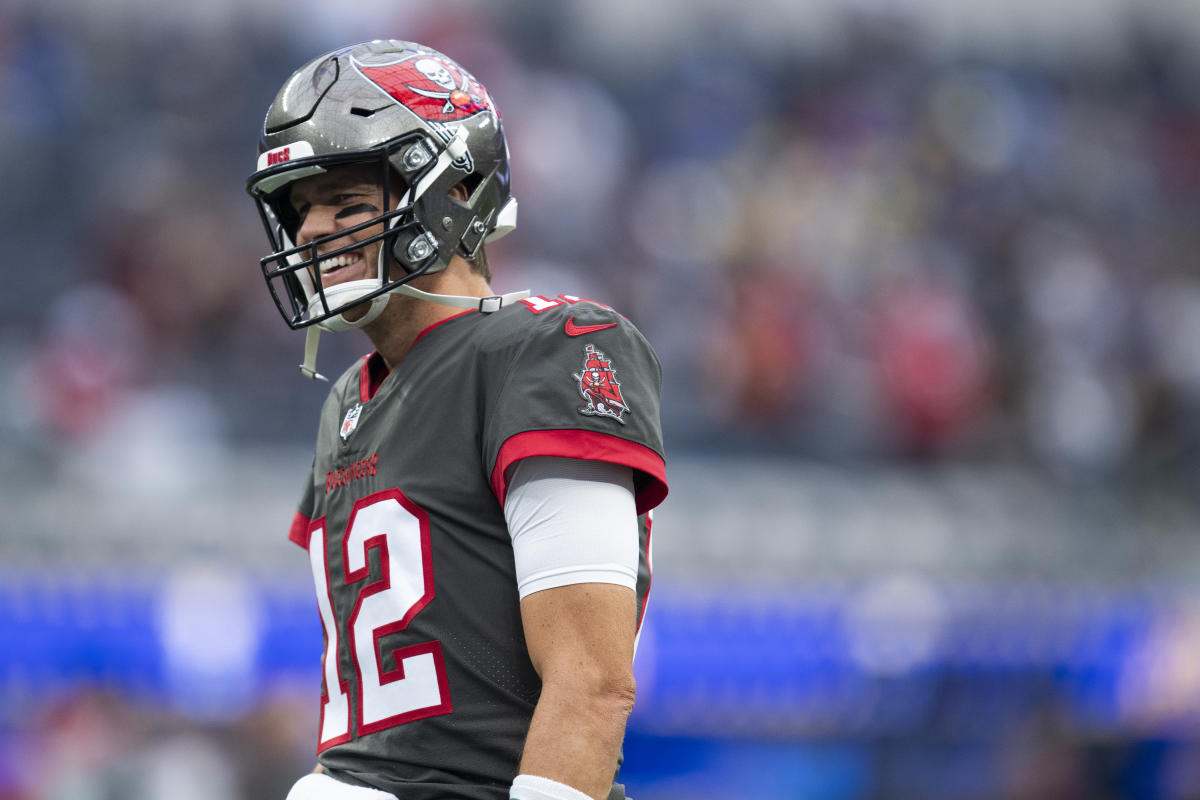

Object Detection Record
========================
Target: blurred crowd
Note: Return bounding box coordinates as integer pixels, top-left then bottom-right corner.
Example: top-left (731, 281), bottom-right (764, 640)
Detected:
top-left (0, 688), bottom-right (313, 800)
top-left (1, 0), bottom-right (1199, 491)
top-left (4, 2), bottom-right (1200, 798)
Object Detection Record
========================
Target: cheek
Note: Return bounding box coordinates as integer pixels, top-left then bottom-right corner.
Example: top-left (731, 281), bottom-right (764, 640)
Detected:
top-left (362, 237), bottom-right (387, 270)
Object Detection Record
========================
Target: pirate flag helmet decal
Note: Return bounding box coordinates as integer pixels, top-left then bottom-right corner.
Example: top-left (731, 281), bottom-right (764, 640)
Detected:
top-left (360, 55), bottom-right (494, 118)
top-left (245, 40), bottom-right (523, 347)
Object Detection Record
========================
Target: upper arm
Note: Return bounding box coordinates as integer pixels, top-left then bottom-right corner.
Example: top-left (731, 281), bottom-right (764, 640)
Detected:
top-left (507, 457), bottom-right (640, 684)
top-left (520, 582), bottom-right (638, 687)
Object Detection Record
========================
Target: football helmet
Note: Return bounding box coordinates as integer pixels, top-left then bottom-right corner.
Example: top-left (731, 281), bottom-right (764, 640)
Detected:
top-left (246, 40), bottom-right (521, 348)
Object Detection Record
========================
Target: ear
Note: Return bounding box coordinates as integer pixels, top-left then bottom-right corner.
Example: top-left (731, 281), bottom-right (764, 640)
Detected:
top-left (449, 183), bottom-right (470, 202)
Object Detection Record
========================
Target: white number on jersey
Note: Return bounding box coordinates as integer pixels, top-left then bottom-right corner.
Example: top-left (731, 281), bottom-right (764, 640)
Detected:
top-left (307, 489), bottom-right (452, 750)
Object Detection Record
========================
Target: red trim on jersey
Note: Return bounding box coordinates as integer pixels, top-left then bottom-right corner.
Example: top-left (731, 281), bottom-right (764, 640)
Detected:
top-left (413, 309), bottom-right (475, 347)
top-left (359, 352), bottom-right (386, 403)
top-left (288, 511), bottom-right (311, 549)
top-left (491, 430), bottom-right (668, 515)
top-left (636, 510), bottom-right (654, 634)
top-left (358, 311), bottom-right (477, 403)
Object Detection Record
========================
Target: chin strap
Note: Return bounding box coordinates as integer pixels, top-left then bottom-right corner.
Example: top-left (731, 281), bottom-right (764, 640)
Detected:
top-left (300, 326), bottom-right (328, 381)
top-left (298, 287), bottom-right (531, 380)
top-left (391, 284), bottom-right (530, 311)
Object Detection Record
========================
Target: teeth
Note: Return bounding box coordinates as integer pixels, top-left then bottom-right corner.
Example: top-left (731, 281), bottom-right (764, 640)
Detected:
top-left (319, 253), bottom-right (361, 273)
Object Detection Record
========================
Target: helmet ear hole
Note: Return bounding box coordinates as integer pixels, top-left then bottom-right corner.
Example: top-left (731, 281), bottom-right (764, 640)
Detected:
top-left (451, 173), bottom-right (483, 203)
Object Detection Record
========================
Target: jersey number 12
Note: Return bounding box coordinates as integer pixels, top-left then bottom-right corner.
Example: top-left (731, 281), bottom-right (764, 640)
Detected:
top-left (307, 489), bottom-right (452, 750)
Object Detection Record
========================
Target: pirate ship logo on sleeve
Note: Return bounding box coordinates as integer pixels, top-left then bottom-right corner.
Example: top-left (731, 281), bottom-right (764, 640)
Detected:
top-left (573, 344), bottom-right (629, 424)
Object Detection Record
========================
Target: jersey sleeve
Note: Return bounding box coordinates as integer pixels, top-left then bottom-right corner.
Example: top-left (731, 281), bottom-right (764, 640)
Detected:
top-left (287, 456), bottom-right (319, 549)
top-left (484, 303), bottom-right (668, 515)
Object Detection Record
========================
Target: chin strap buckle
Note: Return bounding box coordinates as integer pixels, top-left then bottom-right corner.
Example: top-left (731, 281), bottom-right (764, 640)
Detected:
top-left (478, 295), bottom-right (504, 313)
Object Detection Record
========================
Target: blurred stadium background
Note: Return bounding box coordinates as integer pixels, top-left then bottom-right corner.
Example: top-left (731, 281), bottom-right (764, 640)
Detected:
top-left (3, 0), bottom-right (1200, 797)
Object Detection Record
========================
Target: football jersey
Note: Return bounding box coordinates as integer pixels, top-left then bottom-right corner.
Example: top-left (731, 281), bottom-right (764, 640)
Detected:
top-left (285, 295), bottom-right (668, 799)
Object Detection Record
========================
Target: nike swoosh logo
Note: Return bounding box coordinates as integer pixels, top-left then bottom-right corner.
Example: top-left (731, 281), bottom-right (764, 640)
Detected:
top-left (565, 317), bottom-right (618, 337)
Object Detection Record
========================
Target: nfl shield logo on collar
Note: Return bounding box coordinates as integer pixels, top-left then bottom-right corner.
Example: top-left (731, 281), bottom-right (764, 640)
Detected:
top-left (340, 403), bottom-right (362, 441)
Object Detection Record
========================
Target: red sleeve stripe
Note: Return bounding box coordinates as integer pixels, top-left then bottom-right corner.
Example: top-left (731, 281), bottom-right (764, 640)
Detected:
top-left (491, 429), bottom-right (668, 515)
top-left (288, 512), bottom-right (311, 549)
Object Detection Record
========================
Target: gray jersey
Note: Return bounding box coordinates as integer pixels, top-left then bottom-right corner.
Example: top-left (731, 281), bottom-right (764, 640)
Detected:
top-left (285, 296), bottom-right (667, 799)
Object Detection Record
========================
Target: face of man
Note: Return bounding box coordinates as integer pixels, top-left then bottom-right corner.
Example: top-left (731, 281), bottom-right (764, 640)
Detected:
top-left (290, 164), bottom-right (392, 294)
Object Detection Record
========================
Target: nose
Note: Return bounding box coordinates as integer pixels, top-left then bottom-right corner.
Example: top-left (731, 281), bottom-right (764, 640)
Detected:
top-left (295, 203), bottom-right (338, 246)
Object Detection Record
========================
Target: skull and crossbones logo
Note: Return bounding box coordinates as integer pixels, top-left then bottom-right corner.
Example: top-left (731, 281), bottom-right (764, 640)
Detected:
top-left (416, 58), bottom-right (456, 90)
top-left (407, 57), bottom-right (482, 116)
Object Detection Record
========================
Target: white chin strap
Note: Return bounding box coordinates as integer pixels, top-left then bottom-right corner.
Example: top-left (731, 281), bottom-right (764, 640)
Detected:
top-left (312, 279), bottom-right (393, 333)
top-left (299, 282), bottom-right (530, 381)
top-left (389, 283), bottom-right (529, 311)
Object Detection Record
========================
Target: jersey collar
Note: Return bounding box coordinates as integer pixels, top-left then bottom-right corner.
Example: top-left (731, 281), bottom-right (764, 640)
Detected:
top-left (357, 309), bottom-right (479, 403)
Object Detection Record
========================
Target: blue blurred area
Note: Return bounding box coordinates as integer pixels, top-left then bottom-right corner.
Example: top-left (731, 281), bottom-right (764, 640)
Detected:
top-left (2, 572), bottom-right (1194, 798)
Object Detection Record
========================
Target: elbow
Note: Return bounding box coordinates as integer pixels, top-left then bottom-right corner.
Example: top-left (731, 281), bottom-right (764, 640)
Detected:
top-left (543, 666), bottom-right (637, 721)
top-left (606, 673), bottom-right (637, 719)
top-left (592, 673), bottom-right (637, 726)
top-left (586, 668), bottom-right (638, 713)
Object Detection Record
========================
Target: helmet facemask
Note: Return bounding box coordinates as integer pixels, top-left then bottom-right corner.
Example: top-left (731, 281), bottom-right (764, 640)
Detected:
top-left (249, 134), bottom-right (443, 332)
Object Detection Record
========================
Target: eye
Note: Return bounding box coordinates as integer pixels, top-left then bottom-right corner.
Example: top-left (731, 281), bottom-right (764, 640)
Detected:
top-left (289, 201), bottom-right (311, 228)
top-left (287, 188), bottom-right (310, 218)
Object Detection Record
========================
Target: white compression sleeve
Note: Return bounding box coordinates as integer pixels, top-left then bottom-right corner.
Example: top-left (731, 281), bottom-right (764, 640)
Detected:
top-left (503, 456), bottom-right (639, 599)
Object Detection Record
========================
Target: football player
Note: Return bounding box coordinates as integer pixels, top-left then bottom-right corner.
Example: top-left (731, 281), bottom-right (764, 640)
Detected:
top-left (245, 40), bottom-right (668, 800)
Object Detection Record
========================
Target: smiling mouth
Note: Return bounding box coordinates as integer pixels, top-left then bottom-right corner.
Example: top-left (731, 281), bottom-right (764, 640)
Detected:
top-left (318, 251), bottom-right (365, 280)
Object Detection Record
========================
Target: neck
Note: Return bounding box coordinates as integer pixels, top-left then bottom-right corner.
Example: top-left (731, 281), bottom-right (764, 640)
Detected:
top-left (363, 261), bottom-right (493, 370)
